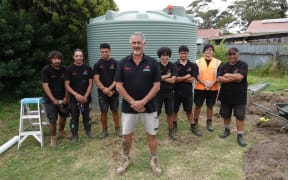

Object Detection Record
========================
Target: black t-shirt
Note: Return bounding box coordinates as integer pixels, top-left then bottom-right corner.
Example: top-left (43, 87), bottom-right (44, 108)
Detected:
top-left (217, 60), bottom-right (248, 105)
top-left (159, 62), bottom-right (178, 94)
top-left (174, 60), bottom-right (198, 97)
top-left (93, 58), bottom-right (118, 95)
top-left (115, 54), bottom-right (161, 113)
top-left (41, 65), bottom-right (66, 102)
top-left (64, 64), bottom-right (93, 103)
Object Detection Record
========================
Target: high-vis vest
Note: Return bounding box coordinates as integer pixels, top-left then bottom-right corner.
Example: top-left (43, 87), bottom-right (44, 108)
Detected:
top-left (195, 57), bottom-right (221, 90)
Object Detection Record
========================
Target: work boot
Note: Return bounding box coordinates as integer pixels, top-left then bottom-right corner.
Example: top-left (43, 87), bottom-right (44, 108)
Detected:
top-left (173, 121), bottom-right (177, 132)
top-left (219, 128), bottom-right (230, 138)
top-left (150, 156), bottom-right (162, 176)
top-left (168, 128), bottom-right (177, 141)
top-left (237, 134), bottom-right (247, 147)
top-left (86, 130), bottom-right (96, 139)
top-left (100, 128), bottom-right (108, 139)
top-left (71, 135), bottom-right (79, 144)
top-left (191, 124), bottom-right (202, 136)
top-left (115, 127), bottom-right (122, 137)
top-left (50, 136), bottom-right (57, 148)
top-left (116, 155), bottom-right (131, 175)
top-left (206, 119), bottom-right (214, 132)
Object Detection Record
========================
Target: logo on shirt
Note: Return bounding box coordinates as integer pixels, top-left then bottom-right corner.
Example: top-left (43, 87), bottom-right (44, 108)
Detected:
top-left (187, 67), bottom-right (191, 72)
top-left (82, 70), bottom-right (88, 75)
top-left (124, 66), bottom-right (131, 71)
top-left (51, 75), bottom-right (57, 79)
top-left (72, 71), bottom-right (77, 75)
top-left (109, 64), bottom-right (115, 69)
top-left (143, 65), bottom-right (151, 72)
top-left (234, 68), bottom-right (239, 73)
top-left (99, 65), bottom-right (104, 69)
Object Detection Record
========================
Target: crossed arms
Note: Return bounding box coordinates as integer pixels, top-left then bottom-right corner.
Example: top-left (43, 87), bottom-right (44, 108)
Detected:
top-left (217, 73), bottom-right (244, 83)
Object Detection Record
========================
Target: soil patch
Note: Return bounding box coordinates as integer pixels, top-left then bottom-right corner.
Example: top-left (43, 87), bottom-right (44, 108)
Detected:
top-left (244, 93), bottom-right (288, 180)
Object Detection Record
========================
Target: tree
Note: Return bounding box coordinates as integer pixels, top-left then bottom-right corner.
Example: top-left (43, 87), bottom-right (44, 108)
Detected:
top-left (186, 0), bottom-right (287, 32)
top-left (186, 0), bottom-right (236, 32)
top-left (0, 0), bottom-right (117, 96)
top-left (228, 0), bottom-right (288, 30)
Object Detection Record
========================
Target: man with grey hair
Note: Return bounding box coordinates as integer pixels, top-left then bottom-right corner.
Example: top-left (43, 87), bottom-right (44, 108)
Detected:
top-left (115, 32), bottom-right (162, 176)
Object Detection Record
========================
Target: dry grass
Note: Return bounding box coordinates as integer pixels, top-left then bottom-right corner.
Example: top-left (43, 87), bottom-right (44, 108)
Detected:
top-left (0, 102), bottom-right (253, 179)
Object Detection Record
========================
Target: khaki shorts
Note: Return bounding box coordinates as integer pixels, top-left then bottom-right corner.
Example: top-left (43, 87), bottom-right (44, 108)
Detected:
top-left (121, 112), bottom-right (159, 135)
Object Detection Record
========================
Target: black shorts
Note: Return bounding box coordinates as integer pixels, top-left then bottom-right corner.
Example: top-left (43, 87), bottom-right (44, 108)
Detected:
top-left (174, 95), bottom-right (193, 113)
top-left (156, 92), bottom-right (174, 116)
top-left (98, 93), bottom-right (119, 113)
top-left (194, 90), bottom-right (218, 108)
top-left (219, 103), bottom-right (246, 120)
top-left (44, 102), bottom-right (68, 123)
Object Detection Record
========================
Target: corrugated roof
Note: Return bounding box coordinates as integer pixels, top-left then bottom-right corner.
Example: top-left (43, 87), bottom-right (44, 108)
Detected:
top-left (246, 18), bottom-right (288, 33)
top-left (197, 29), bottom-right (221, 38)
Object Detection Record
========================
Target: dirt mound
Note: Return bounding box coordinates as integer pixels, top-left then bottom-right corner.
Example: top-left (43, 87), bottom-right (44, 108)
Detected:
top-left (244, 129), bottom-right (288, 180)
top-left (244, 93), bottom-right (288, 180)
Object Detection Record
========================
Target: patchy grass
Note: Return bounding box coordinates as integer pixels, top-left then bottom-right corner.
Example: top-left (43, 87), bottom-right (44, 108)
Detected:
top-left (248, 70), bottom-right (288, 93)
top-left (4, 72), bottom-right (287, 179)
top-left (0, 97), bottom-right (249, 179)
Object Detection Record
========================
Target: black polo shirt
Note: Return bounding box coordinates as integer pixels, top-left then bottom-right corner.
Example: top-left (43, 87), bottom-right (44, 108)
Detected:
top-left (41, 65), bottom-right (66, 102)
top-left (217, 60), bottom-right (248, 105)
top-left (174, 60), bottom-right (198, 97)
top-left (159, 61), bottom-right (178, 94)
top-left (64, 64), bottom-right (93, 103)
top-left (93, 58), bottom-right (118, 95)
top-left (115, 54), bottom-right (161, 113)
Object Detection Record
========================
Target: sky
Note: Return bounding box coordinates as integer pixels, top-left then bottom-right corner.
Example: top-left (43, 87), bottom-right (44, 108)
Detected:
top-left (114, 0), bottom-right (233, 12)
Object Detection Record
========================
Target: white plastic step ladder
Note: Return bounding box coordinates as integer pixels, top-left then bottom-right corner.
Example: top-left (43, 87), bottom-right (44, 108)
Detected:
top-left (18, 97), bottom-right (47, 149)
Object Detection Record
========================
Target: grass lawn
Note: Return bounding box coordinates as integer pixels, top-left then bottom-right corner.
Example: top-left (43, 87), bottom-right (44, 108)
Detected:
top-left (0, 73), bottom-right (287, 179)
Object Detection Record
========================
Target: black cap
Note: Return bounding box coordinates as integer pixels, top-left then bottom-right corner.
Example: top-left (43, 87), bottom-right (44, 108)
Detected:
top-left (228, 47), bottom-right (239, 54)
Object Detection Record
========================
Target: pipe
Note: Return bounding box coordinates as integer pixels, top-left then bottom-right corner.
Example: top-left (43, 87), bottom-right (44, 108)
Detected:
top-left (0, 136), bottom-right (18, 155)
top-left (248, 82), bottom-right (270, 94)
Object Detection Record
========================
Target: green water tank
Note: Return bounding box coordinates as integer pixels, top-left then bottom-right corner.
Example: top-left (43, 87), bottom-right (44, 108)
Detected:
top-left (87, 6), bottom-right (197, 66)
top-left (87, 7), bottom-right (197, 108)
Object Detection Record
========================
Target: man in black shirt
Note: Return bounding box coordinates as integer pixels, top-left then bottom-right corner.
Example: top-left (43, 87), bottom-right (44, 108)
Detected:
top-left (115, 32), bottom-right (162, 176)
top-left (41, 50), bottom-right (68, 148)
top-left (173, 45), bottom-right (202, 136)
top-left (217, 47), bottom-right (248, 147)
top-left (65, 49), bottom-right (95, 143)
top-left (93, 43), bottom-right (121, 139)
top-left (156, 47), bottom-right (177, 140)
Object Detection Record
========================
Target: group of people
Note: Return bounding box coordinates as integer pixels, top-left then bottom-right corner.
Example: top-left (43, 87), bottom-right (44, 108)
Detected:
top-left (41, 32), bottom-right (248, 176)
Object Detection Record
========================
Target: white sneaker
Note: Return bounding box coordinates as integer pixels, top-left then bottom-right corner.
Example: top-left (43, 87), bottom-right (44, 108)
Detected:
top-left (150, 157), bottom-right (162, 176)
top-left (116, 155), bottom-right (131, 175)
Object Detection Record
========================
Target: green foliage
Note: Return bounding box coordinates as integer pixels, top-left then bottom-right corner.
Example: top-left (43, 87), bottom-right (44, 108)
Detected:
top-left (252, 60), bottom-right (287, 78)
top-left (187, 0), bottom-right (236, 30)
top-left (0, 0), bottom-right (117, 96)
top-left (211, 40), bottom-right (228, 63)
top-left (229, 0), bottom-right (287, 30)
top-left (187, 0), bottom-right (287, 32)
top-left (248, 71), bottom-right (288, 92)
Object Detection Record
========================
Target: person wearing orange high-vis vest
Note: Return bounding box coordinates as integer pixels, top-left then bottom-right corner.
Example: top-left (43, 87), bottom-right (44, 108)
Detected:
top-left (194, 44), bottom-right (221, 132)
